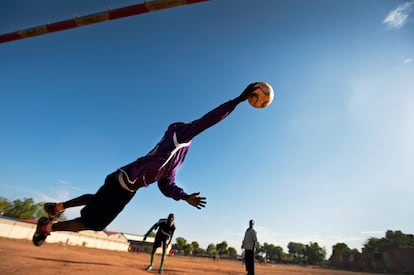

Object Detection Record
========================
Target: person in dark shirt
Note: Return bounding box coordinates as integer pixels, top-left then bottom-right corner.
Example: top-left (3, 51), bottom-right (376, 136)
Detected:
top-left (143, 213), bottom-right (176, 273)
top-left (32, 82), bottom-right (259, 246)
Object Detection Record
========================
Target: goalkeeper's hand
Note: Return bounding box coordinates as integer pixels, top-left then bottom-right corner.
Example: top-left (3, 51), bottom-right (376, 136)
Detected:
top-left (185, 192), bottom-right (207, 209)
top-left (237, 82), bottom-right (258, 102)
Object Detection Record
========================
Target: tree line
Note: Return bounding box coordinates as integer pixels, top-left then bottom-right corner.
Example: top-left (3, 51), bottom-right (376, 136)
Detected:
top-left (172, 236), bottom-right (327, 265)
top-left (1, 196), bottom-right (413, 266)
top-left (1, 196), bottom-right (49, 219)
top-left (330, 230), bottom-right (414, 261)
top-left (0, 197), bottom-right (67, 220)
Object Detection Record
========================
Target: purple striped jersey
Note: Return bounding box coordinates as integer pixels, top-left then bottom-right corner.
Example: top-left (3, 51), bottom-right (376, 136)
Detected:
top-left (119, 98), bottom-right (240, 200)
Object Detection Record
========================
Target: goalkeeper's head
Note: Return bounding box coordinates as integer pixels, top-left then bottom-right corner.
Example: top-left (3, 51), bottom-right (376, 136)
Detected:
top-left (167, 213), bottom-right (174, 225)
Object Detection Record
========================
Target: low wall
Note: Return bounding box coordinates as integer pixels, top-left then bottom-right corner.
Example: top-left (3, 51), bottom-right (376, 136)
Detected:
top-left (0, 218), bottom-right (129, 252)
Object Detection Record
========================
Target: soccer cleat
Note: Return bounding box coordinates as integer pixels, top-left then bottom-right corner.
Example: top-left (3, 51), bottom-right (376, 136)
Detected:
top-left (145, 265), bottom-right (153, 271)
top-left (158, 268), bottom-right (163, 274)
top-left (44, 203), bottom-right (63, 220)
top-left (32, 217), bottom-right (50, 246)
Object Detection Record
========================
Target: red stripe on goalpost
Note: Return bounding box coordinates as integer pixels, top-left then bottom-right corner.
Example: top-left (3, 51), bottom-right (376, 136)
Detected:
top-left (0, 0), bottom-right (208, 44)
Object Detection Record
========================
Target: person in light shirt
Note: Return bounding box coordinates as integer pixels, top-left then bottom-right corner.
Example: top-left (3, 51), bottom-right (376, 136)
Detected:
top-left (242, 219), bottom-right (257, 275)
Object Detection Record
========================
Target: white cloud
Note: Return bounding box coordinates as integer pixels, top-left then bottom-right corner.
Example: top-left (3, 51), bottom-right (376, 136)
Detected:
top-left (58, 179), bottom-right (70, 185)
top-left (404, 57), bottom-right (413, 64)
top-left (383, 1), bottom-right (414, 29)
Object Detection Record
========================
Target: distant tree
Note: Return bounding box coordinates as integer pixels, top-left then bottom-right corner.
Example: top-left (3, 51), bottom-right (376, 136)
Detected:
top-left (255, 241), bottom-right (263, 255)
top-left (206, 243), bottom-right (216, 256)
top-left (191, 241), bottom-right (199, 251)
top-left (288, 242), bottom-right (305, 261)
top-left (4, 198), bottom-right (37, 219)
top-left (384, 230), bottom-right (414, 249)
top-left (0, 197), bottom-right (67, 220)
top-left (260, 242), bottom-right (284, 260)
top-left (1, 197), bottom-right (45, 219)
top-left (228, 246), bottom-right (237, 257)
top-left (173, 237), bottom-right (187, 253)
top-left (330, 242), bottom-right (351, 263)
top-left (363, 237), bottom-right (383, 253)
top-left (216, 241), bottom-right (228, 256)
top-left (363, 230), bottom-right (414, 253)
top-left (191, 241), bottom-right (204, 255)
top-left (183, 243), bottom-right (192, 255)
top-left (351, 248), bottom-right (359, 254)
top-left (194, 247), bottom-right (205, 255)
top-left (274, 246), bottom-right (285, 260)
top-left (329, 242), bottom-right (359, 268)
top-left (304, 242), bottom-right (326, 265)
top-left (0, 197), bottom-right (11, 215)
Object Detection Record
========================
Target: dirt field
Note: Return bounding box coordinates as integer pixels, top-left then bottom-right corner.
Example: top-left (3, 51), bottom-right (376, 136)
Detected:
top-left (0, 237), bottom-right (382, 275)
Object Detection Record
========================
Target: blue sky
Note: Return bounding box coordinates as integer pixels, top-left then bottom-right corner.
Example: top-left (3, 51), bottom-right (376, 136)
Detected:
top-left (1, 0), bottom-right (413, 256)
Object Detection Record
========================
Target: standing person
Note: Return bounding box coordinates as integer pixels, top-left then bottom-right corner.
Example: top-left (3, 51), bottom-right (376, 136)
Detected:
top-left (32, 83), bottom-right (260, 246)
top-left (143, 213), bottom-right (176, 274)
top-left (242, 219), bottom-right (257, 275)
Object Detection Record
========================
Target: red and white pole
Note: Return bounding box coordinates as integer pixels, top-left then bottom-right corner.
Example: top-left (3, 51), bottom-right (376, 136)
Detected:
top-left (0, 0), bottom-right (208, 44)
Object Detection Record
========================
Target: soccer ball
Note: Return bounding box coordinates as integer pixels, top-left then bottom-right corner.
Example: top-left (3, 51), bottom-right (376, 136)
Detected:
top-left (247, 82), bottom-right (274, 108)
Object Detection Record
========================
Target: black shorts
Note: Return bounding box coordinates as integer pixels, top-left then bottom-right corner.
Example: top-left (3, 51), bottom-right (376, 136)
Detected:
top-left (153, 235), bottom-right (169, 249)
top-left (80, 171), bottom-right (136, 230)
